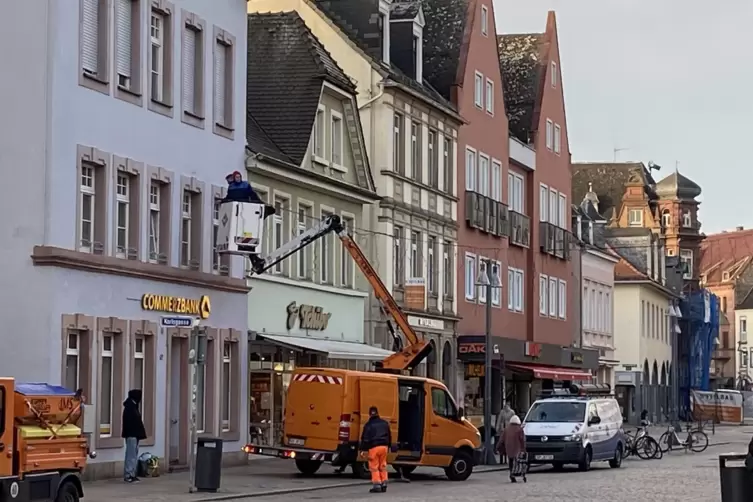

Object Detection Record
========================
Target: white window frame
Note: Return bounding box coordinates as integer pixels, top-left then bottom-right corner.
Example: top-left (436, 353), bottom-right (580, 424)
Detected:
top-left (549, 188), bottom-right (557, 224)
top-left (180, 190), bottom-right (192, 267)
top-left (661, 209), bottom-right (671, 228)
top-left (465, 147), bottom-right (477, 191)
top-left (545, 119), bottom-right (553, 150)
top-left (150, 11), bottom-right (165, 101)
top-left (628, 209), bottom-right (643, 226)
top-left (480, 4), bottom-right (489, 36)
top-left (65, 332), bottom-right (80, 391)
top-left (443, 240), bottom-right (452, 299)
top-left (478, 153), bottom-right (490, 196)
top-left (477, 258), bottom-right (487, 304)
top-left (221, 341), bottom-right (231, 431)
top-left (297, 203), bottom-right (312, 279)
top-left (558, 279), bottom-right (566, 319)
top-left (551, 61), bottom-right (557, 87)
top-left (485, 78), bottom-right (494, 114)
top-left (514, 269), bottom-right (523, 312)
top-left (115, 173), bottom-right (129, 258)
top-left (680, 249), bottom-right (693, 279)
top-left (548, 277), bottom-right (557, 316)
top-left (507, 268), bottom-right (514, 310)
top-left (491, 159), bottom-right (502, 202)
top-left (133, 335), bottom-right (145, 407)
top-left (393, 112), bottom-right (403, 174)
top-left (464, 253), bottom-right (476, 301)
top-left (410, 230), bottom-right (421, 278)
top-left (411, 120), bottom-right (420, 180)
top-left (148, 182), bottom-right (160, 263)
top-left (213, 38), bottom-right (229, 127)
top-left (272, 197), bottom-right (287, 274)
top-left (394, 226), bottom-right (404, 287)
top-left (313, 105), bottom-right (326, 161)
top-left (79, 165), bottom-right (95, 252)
top-left (82, 0), bottom-right (103, 76)
top-left (340, 214), bottom-right (355, 288)
top-left (474, 71), bottom-right (483, 108)
top-left (682, 211), bottom-right (692, 228)
top-left (212, 198), bottom-right (221, 272)
top-left (554, 123), bottom-right (561, 154)
top-left (330, 110), bottom-right (344, 167)
top-left (508, 172), bottom-right (524, 213)
top-left (428, 235), bottom-right (437, 294)
top-left (320, 209), bottom-right (334, 283)
top-left (182, 24), bottom-right (199, 115)
top-left (115, 0), bottom-right (134, 89)
top-left (539, 183), bottom-right (548, 222)
top-left (99, 334), bottom-right (114, 438)
top-left (558, 193), bottom-right (567, 228)
top-left (491, 261), bottom-right (501, 306)
top-left (539, 274), bottom-right (548, 314)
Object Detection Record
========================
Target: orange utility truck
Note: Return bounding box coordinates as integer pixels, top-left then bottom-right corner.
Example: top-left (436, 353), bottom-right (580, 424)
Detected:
top-left (237, 214), bottom-right (482, 481)
top-left (0, 380), bottom-right (94, 502)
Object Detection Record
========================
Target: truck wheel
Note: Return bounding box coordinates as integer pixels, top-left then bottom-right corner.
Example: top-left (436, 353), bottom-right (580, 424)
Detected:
top-left (351, 462), bottom-right (370, 479)
top-left (55, 481), bottom-right (80, 502)
top-left (295, 459), bottom-right (322, 476)
top-left (444, 451), bottom-right (473, 481)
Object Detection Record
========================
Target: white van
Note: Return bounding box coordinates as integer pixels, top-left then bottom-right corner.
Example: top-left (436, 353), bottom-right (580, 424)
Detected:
top-left (522, 384), bottom-right (626, 471)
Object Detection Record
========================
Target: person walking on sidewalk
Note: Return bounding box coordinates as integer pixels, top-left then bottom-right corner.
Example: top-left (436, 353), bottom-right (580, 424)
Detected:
top-left (122, 389), bottom-right (147, 483)
top-left (495, 403), bottom-right (515, 464)
top-left (359, 406), bottom-right (391, 493)
top-left (498, 415), bottom-right (526, 482)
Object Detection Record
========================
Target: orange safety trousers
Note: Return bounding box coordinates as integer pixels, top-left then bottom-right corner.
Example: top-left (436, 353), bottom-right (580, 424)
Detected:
top-left (367, 445), bottom-right (388, 484)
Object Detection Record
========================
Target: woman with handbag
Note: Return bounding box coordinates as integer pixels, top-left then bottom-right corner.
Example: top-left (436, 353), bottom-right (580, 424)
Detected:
top-left (497, 415), bottom-right (527, 482)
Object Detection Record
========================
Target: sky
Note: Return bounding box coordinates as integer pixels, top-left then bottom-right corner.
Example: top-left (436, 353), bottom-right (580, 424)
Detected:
top-left (493, 0), bottom-right (753, 234)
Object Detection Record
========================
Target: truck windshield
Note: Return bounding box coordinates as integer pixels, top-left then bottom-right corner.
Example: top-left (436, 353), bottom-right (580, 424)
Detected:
top-left (525, 401), bottom-right (585, 423)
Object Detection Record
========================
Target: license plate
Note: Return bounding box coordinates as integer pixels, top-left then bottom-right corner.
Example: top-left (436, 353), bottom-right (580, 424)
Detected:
top-left (535, 455), bottom-right (554, 461)
top-left (288, 438), bottom-right (305, 446)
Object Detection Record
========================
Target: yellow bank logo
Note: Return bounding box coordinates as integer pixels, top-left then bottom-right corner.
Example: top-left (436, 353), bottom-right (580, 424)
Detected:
top-left (141, 294), bottom-right (211, 319)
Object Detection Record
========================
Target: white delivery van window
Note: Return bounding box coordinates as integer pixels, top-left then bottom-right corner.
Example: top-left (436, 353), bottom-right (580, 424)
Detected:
top-left (587, 403), bottom-right (598, 421)
top-left (526, 401), bottom-right (585, 423)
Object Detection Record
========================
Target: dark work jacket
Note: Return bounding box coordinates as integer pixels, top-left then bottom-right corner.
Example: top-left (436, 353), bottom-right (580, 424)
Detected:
top-left (225, 181), bottom-right (263, 203)
top-left (360, 415), bottom-right (391, 450)
top-left (121, 389), bottom-right (147, 440)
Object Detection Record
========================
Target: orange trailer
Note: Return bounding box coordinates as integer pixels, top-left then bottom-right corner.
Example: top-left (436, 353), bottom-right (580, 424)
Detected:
top-left (0, 379), bottom-right (95, 501)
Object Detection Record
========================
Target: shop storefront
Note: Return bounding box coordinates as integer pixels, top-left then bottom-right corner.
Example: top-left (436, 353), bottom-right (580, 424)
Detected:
top-left (457, 335), bottom-right (599, 426)
top-left (247, 279), bottom-right (392, 446)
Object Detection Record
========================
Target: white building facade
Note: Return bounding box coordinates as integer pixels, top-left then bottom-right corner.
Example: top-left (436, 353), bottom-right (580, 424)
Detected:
top-left (0, 0), bottom-right (249, 478)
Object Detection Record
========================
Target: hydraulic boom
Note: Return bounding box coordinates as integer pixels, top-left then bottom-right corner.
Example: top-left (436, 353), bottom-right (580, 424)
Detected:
top-left (248, 214), bottom-right (431, 372)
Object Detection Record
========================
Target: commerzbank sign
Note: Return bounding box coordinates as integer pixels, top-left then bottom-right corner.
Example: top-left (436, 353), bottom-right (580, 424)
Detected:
top-left (141, 294), bottom-right (211, 319)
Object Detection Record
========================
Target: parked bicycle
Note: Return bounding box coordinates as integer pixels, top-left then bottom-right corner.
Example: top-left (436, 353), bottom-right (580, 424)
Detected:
top-left (657, 420), bottom-right (709, 453)
top-left (624, 422), bottom-right (662, 460)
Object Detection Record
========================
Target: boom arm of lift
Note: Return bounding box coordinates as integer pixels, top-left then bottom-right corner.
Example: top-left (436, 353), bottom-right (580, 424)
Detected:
top-left (248, 214), bottom-right (432, 372)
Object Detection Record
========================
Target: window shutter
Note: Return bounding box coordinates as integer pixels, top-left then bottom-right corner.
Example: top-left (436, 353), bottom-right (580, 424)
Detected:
top-left (115, 0), bottom-right (133, 79)
top-left (214, 43), bottom-right (226, 124)
top-left (82, 0), bottom-right (99, 74)
top-left (183, 28), bottom-right (197, 112)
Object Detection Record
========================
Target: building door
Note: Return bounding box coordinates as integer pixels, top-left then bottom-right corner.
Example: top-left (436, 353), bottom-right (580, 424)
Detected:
top-left (167, 336), bottom-right (189, 466)
top-left (0, 379), bottom-right (12, 476)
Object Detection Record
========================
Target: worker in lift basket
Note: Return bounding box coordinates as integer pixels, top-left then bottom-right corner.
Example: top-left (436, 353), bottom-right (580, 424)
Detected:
top-left (222, 171), bottom-right (275, 217)
top-left (360, 406), bottom-right (392, 493)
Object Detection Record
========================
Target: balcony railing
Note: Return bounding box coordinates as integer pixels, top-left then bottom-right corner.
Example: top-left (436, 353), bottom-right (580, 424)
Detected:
top-left (465, 191), bottom-right (509, 238)
top-left (539, 222), bottom-right (570, 260)
top-left (509, 211), bottom-right (530, 248)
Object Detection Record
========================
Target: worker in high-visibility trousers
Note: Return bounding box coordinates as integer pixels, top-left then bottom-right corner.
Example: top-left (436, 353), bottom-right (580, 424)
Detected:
top-left (359, 406), bottom-right (391, 493)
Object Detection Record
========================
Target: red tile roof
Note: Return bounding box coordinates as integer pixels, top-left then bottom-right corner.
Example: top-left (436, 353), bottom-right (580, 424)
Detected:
top-left (699, 229), bottom-right (753, 282)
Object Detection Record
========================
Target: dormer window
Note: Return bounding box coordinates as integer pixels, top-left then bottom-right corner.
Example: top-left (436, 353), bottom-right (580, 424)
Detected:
top-left (412, 22), bottom-right (423, 82)
top-left (378, 1), bottom-right (391, 64)
top-left (682, 210), bottom-right (692, 228)
top-left (628, 208), bottom-right (643, 227)
top-left (722, 271), bottom-right (730, 282)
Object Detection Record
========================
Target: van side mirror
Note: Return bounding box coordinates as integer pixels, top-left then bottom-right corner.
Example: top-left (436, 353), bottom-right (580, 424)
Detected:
top-left (588, 416), bottom-right (601, 425)
top-left (456, 407), bottom-right (465, 420)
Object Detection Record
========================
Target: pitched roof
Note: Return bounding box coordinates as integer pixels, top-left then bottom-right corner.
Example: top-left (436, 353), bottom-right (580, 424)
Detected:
top-left (654, 170), bottom-right (702, 200)
top-left (419, 0), bottom-right (470, 100)
top-left (247, 11), bottom-right (355, 165)
top-left (700, 228), bottom-right (753, 283)
top-left (571, 162), bottom-right (658, 222)
top-left (497, 33), bottom-right (547, 143)
top-left (312, 0), bottom-right (460, 119)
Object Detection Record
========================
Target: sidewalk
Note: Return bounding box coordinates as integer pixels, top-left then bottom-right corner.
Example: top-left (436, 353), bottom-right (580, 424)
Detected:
top-left (82, 458), bottom-right (503, 502)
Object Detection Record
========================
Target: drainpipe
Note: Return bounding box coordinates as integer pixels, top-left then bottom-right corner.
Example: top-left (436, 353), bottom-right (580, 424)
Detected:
top-left (358, 81), bottom-right (385, 110)
top-left (364, 75), bottom-right (381, 348)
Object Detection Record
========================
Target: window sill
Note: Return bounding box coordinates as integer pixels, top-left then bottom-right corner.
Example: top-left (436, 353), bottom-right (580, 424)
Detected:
top-left (82, 71), bottom-right (108, 85)
top-left (214, 121), bottom-right (235, 140)
top-left (330, 162), bottom-right (347, 173)
top-left (117, 83), bottom-right (142, 97)
top-left (148, 96), bottom-right (174, 118)
top-left (182, 109), bottom-right (206, 129)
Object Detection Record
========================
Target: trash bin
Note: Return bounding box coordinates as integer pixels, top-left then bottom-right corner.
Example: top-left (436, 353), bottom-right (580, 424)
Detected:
top-left (719, 453), bottom-right (753, 502)
top-left (195, 437), bottom-right (223, 492)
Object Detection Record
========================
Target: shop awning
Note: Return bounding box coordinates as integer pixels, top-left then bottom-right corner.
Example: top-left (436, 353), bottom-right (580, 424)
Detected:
top-left (257, 334), bottom-right (394, 361)
top-left (507, 363), bottom-right (593, 381)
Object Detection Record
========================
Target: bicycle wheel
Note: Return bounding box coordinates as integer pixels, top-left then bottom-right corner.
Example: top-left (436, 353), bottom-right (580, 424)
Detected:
top-left (657, 431), bottom-right (672, 453)
top-left (688, 430), bottom-right (709, 453)
top-left (652, 440), bottom-right (663, 459)
top-left (635, 436), bottom-right (659, 460)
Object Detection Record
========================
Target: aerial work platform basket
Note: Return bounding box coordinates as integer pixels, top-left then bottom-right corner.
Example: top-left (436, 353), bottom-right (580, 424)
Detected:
top-left (216, 201), bottom-right (266, 256)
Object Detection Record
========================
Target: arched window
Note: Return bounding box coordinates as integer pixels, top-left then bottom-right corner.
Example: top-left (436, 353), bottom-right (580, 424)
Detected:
top-left (661, 209), bottom-right (671, 228)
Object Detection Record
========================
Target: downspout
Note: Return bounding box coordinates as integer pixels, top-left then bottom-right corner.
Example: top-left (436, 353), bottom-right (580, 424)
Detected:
top-left (358, 80), bottom-right (384, 111)
top-left (43, 0), bottom-right (54, 245)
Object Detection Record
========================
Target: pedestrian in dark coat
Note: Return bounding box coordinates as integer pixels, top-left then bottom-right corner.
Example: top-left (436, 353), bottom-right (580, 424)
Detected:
top-left (122, 389), bottom-right (147, 483)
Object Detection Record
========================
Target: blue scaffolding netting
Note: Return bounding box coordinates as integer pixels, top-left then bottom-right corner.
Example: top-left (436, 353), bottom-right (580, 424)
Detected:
top-left (678, 289), bottom-right (719, 420)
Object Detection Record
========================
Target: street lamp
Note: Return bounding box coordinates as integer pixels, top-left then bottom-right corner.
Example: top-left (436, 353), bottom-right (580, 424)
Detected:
top-left (668, 303), bottom-right (681, 423)
top-left (476, 259), bottom-right (501, 465)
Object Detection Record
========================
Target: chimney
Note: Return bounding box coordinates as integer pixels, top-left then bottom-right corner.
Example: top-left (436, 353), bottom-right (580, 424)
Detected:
top-left (737, 226), bottom-right (744, 231)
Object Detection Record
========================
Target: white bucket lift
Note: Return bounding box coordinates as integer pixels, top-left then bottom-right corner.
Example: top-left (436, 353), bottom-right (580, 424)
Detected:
top-left (216, 201), bottom-right (266, 256)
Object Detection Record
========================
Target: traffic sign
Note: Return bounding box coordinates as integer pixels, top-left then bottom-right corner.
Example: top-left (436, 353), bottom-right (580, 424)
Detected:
top-left (161, 316), bottom-right (194, 327)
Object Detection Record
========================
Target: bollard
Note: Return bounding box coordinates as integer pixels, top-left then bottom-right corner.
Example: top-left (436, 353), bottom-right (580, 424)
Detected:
top-left (718, 453), bottom-right (752, 502)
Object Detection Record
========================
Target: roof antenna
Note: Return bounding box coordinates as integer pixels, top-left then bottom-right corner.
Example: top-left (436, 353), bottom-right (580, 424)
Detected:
top-left (675, 160), bottom-right (679, 172)
top-left (613, 146), bottom-right (629, 161)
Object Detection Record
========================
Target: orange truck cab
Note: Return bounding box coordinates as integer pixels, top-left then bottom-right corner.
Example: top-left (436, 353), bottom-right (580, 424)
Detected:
top-left (244, 369), bottom-right (482, 481)
top-left (0, 379), bottom-right (94, 502)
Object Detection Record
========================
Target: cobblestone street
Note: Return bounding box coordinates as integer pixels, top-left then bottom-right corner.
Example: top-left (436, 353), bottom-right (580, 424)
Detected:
top-left (248, 442), bottom-right (744, 502)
